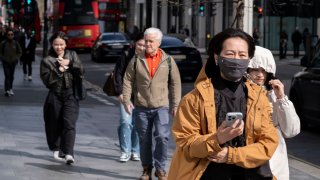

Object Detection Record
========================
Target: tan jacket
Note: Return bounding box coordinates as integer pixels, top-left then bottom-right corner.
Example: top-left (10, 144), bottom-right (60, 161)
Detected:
top-left (123, 49), bottom-right (181, 108)
top-left (168, 68), bottom-right (278, 180)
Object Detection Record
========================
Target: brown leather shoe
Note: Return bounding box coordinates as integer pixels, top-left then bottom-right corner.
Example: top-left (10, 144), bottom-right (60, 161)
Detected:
top-left (140, 166), bottom-right (152, 180)
top-left (155, 170), bottom-right (167, 180)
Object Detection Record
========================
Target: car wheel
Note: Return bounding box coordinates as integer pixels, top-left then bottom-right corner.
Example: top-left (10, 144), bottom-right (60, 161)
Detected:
top-left (290, 90), bottom-right (308, 129)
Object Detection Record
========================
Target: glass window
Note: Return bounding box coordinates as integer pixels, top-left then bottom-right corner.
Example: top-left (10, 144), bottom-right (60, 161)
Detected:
top-left (101, 34), bottom-right (127, 41)
top-left (161, 37), bottom-right (184, 47)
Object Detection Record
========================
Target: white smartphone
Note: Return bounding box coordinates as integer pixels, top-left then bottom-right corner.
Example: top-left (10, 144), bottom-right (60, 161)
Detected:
top-left (225, 112), bottom-right (243, 127)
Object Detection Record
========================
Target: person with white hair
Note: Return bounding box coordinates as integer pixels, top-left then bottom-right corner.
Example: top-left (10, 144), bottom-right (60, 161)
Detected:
top-left (122, 27), bottom-right (181, 180)
top-left (247, 46), bottom-right (301, 180)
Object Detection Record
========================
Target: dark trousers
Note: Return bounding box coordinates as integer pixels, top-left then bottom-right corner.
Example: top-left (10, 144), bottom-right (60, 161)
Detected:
top-left (22, 61), bottom-right (32, 76)
top-left (280, 44), bottom-right (287, 59)
top-left (201, 162), bottom-right (273, 180)
top-left (2, 60), bottom-right (16, 91)
top-left (43, 89), bottom-right (79, 156)
top-left (201, 163), bottom-right (245, 180)
top-left (293, 44), bottom-right (300, 58)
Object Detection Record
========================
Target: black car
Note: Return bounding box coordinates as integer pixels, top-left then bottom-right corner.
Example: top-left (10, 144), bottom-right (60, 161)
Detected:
top-left (91, 32), bottom-right (133, 62)
top-left (289, 42), bottom-right (320, 128)
top-left (161, 35), bottom-right (202, 81)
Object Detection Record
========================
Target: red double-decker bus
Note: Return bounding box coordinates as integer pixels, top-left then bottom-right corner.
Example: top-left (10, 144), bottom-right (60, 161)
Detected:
top-left (98, 0), bottom-right (125, 32)
top-left (56, 0), bottom-right (100, 49)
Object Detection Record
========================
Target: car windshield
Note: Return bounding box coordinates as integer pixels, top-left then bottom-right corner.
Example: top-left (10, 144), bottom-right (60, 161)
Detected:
top-left (312, 55), bottom-right (320, 67)
top-left (161, 37), bottom-right (185, 47)
top-left (101, 34), bottom-right (127, 41)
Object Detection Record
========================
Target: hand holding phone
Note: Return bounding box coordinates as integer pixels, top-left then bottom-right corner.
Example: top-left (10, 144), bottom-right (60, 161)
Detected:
top-left (225, 112), bottom-right (243, 127)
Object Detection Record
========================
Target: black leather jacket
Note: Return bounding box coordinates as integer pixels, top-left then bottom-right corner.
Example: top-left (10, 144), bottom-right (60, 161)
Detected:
top-left (40, 49), bottom-right (84, 95)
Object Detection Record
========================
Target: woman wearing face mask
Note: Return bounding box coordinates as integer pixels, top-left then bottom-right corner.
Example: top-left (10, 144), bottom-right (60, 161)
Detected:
top-left (40, 31), bottom-right (84, 165)
top-left (248, 46), bottom-right (300, 180)
top-left (168, 28), bottom-right (278, 180)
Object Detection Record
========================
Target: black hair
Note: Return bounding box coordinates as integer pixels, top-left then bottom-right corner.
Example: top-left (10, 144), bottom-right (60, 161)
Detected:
top-left (134, 32), bottom-right (144, 42)
top-left (49, 31), bottom-right (68, 45)
top-left (6, 28), bottom-right (14, 35)
top-left (205, 28), bottom-right (255, 78)
top-left (207, 28), bottom-right (255, 60)
top-left (48, 31), bottom-right (68, 57)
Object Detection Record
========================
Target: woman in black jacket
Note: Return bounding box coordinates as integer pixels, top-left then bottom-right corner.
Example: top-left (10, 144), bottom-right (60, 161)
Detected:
top-left (20, 29), bottom-right (37, 81)
top-left (114, 32), bottom-right (145, 162)
top-left (40, 31), bottom-right (84, 165)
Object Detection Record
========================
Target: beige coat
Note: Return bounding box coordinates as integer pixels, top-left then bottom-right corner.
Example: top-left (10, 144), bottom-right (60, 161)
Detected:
top-left (122, 49), bottom-right (181, 108)
top-left (168, 68), bottom-right (279, 180)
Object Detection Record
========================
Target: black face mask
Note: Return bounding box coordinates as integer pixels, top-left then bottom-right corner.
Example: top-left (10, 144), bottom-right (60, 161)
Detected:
top-left (218, 56), bottom-right (249, 82)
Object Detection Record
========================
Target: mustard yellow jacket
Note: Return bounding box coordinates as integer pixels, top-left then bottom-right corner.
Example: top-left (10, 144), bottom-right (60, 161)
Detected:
top-left (168, 68), bottom-right (279, 180)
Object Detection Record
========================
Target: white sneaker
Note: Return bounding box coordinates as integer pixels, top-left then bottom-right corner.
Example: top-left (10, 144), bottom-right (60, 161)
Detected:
top-left (28, 76), bottom-right (32, 81)
top-left (131, 153), bottom-right (140, 161)
top-left (65, 155), bottom-right (75, 165)
top-left (53, 151), bottom-right (64, 162)
top-left (24, 74), bottom-right (28, 80)
top-left (9, 89), bottom-right (14, 96)
top-left (119, 152), bottom-right (130, 162)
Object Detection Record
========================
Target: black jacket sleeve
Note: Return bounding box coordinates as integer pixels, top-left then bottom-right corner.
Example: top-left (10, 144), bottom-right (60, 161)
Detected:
top-left (114, 50), bottom-right (135, 96)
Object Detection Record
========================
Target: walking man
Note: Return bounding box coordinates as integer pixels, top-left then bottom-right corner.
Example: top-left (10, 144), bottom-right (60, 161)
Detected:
top-left (122, 27), bottom-right (181, 180)
top-left (20, 29), bottom-right (37, 81)
top-left (291, 27), bottom-right (302, 58)
top-left (0, 29), bottom-right (22, 96)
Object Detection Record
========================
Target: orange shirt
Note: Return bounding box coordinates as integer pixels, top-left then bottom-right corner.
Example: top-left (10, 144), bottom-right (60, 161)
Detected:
top-left (145, 49), bottom-right (162, 78)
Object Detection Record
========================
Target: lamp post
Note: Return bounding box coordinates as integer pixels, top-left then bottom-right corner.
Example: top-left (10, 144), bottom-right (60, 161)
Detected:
top-left (43, 0), bottom-right (48, 57)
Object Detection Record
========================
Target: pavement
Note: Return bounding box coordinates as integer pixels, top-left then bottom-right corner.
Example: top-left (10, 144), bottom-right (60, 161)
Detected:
top-left (0, 52), bottom-right (319, 180)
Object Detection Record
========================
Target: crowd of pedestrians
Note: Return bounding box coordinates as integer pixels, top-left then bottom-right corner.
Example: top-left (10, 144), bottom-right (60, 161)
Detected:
top-left (107, 27), bottom-right (300, 180)
top-left (0, 23), bottom-right (302, 180)
top-left (0, 23), bottom-right (37, 97)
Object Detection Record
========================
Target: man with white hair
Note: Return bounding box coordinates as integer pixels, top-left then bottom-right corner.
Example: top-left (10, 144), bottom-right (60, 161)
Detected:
top-left (122, 27), bottom-right (181, 180)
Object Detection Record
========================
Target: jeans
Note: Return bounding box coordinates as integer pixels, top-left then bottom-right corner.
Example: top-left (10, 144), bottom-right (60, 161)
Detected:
top-left (134, 106), bottom-right (170, 171)
top-left (118, 103), bottom-right (139, 154)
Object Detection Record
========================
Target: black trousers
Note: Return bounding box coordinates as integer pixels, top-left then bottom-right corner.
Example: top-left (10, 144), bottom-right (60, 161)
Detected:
top-left (22, 60), bottom-right (32, 76)
top-left (43, 89), bottom-right (79, 156)
top-left (293, 44), bottom-right (300, 58)
top-left (2, 60), bottom-right (16, 91)
top-left (201, 162), bottom-right (273, 180)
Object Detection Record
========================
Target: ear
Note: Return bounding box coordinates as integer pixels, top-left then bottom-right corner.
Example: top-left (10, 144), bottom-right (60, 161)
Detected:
top-left (214, 54), bottom-right (218, 65)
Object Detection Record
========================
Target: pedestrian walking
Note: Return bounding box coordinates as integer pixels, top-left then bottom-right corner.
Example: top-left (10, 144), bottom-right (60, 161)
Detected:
top-left (122, 27), bottom-right (181, 180)
top-left (248, 46), bottom-right (300, 180)
top-left (19, 29), bottom-right (37, 81)
top-left (291, 27), bottom-right (302, 58)
top-left (302, 27), bottom-right (310, 51)
top-left (0, 29), bottom-right (22, 97)
top-left (253, 27), bottom-right (260, 45)
top-left (280, 30), bottom-right (288, 59)
top-left (114, 32), bottom-right (145, 162)
top-left (167, 28), bottom-right (278, 180)
top-left (40, 31), bottom-right (84, 165)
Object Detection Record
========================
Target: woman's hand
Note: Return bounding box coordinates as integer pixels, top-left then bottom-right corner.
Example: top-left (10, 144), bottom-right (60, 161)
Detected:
top-left (57, 57), bottom-right (70, 68)
top-left (208, 147), bottom-right (228, 163)
top-left (269, 79), bottom-right (285, 99)
top-left (216, 119), bottom-right (244, 144)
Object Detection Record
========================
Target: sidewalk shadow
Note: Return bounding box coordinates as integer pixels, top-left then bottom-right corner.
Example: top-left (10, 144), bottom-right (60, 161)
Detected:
top-left (25, 162), bottom-right (136, 179)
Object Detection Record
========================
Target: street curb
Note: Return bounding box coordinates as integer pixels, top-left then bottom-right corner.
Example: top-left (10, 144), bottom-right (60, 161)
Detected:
top-left (288, 154), bottom-right (320, 178)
